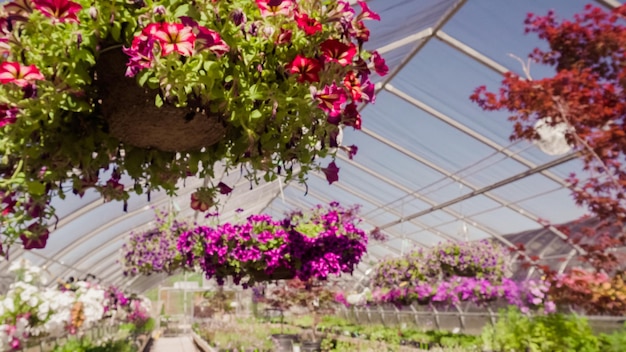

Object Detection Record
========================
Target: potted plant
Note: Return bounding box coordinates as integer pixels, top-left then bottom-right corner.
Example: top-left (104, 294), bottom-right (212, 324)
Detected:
top-left (120, 206), bottom-right (191, 276)
top-left (432, 240), bottom-right (510, 281)
top-left (177, 202), bottom-right (369, 286)
top-left (265, 278), bottom-right (338, 352)
top-left (0, 0), bottom-right (387, 251)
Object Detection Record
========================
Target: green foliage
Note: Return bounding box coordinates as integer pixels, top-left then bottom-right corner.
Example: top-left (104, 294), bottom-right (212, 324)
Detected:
top-left (598, 322), bottom-right (626, 352)
top-left (53, 337), bottom-right (137, 352)
top-left (120, 317), bottom-right (156, 335)
top-left (482, 307), bottom-right (600, 352)
top-left (317, 316), bottom-right (481, 350)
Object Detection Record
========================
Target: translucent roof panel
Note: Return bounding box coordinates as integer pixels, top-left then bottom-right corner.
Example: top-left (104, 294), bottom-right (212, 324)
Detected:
top-left (363, 0), bottom-right (458, 51)
top-left (362, 91), bottom-right (497, 172)
top-left (442, 0), bottom-right (598, 78)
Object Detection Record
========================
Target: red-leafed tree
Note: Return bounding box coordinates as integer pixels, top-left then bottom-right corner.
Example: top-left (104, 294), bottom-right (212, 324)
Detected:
top-left (471, 4), bottom-right (626, 313)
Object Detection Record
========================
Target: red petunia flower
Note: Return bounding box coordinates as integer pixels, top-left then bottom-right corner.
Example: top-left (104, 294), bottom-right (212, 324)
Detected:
top-left (0, 104), bottom-right (19, 128)
top-left (0, 62), bottom-right (44, 87)
top-left (288, 55), bottom-right (322, 83)
top-left (342, 103), bottom-right (361, 129)
top-left (372, 51), bottom-right (388, 76)
top-left (20, 222), bottom-right (50, 250)
top-left (295, 12), bottom-right (323, 35)
top-left (33, 0), bottom-right (82, 23)
top-left (1, 191), bottom-right (17, 216)
top-left (152, 22), bottom-right (196, 56)
top-left (320, 39), bottom-right (356, 67)
top-left (217, 182), bottom-right (233, 195)
top-left (322, 161), bottom-right (340, 185)
top-left (345, 145), bottom-right (358, 159)
top-left (350, 20), bottom-right (370, 42)
top-left (343, 71), bottom-right (362, 102)
top-left (276, 28), bottom-right (292, 45)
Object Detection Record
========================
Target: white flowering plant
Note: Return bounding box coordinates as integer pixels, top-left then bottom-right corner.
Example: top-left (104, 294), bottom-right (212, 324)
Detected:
top-left (0, 260), bottom-right (152, 350)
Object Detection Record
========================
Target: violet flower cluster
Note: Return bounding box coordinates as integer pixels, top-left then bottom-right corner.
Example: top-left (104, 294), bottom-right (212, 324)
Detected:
top-left (434, 240), bottom-right (511, 280)
top-left (370, 276), bottom-right (555, 314)
top-left (372, 240), bottom-right (511, 288)
top-left (120, 208), bottom-right (191, 276)
top-left (177, 202), bottom-right (368, 286)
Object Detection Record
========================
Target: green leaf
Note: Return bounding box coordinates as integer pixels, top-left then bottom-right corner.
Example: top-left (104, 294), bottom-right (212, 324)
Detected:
top-left (111, 21), bottom-right (122, 42)
top-left (247, 84), bottom-right (265, 101)
top-left (137, 70), bottom-right (151, 87)
top-left (249, 109), bottom-right (262, 119)
top-left (174, 4), bottom-right (191, 18)
top-left (155, 94), bottom-right (164, 108)
top-left (26, 181), bottom-right (46, 196)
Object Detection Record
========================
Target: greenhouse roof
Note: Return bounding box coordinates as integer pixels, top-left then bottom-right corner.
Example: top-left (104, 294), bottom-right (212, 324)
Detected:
top-left (1, 0), bottom-right (622, 293)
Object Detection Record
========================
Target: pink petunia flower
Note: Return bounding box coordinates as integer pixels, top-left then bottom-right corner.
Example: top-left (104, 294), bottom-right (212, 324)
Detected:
top-left (152, 22), bottom-right (196, 56)
top-left (4, 0), bottom-right (34, 15)
top-left (255, 0), bottom-right (294, 17)
top-left (315, 83), bottom-right (347, 117)
top-left (33, 0), bottom-right (82, 23)
top-left (0, 62), bottom-right (44, 87)
top-left (123, 36), bottom-right (156, 77)
top-left (180, 17), bottom-right (230, 56)
top-left (357, 1), bottom-right (381, 21)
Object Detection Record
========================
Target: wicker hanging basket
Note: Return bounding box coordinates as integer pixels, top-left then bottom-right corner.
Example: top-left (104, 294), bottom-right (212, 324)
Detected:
top-left (95, 47), bottom-right (226, 152)
top-left (250, 267), bottom-right (296, 282)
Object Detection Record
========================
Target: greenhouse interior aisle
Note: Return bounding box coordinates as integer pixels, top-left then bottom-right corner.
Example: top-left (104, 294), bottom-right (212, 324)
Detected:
top-left (150, 336), bottom-right (199, 352)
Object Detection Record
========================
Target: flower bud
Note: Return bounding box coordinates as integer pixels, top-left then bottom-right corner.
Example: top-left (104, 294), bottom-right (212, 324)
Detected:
top-left (153, 5), bottom-right (166, 15)
top-left (230, 9), bottom-right (246, 27)
top-left (261, 25), bottom-right (275, 39)
top-left (88, 6), bottom-right (98, 20)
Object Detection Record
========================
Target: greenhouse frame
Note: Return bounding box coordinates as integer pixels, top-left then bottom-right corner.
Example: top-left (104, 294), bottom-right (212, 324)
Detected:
top-left (0, 0), bottom-right (625, 351)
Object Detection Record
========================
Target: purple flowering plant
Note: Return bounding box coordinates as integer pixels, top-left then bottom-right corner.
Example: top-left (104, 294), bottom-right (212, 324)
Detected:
top-left (364, 239), bottom-right (559, 313)
top-left (370, 276), bottom-right (555, 314)
top-left (177, 202), bottom-right (368, 286)
top-left (433, 240), bottom-right (511, 281)
top-left (371, 240), bottom-right (511, 289)
top-left (120, 207), bottom-right (191, 276)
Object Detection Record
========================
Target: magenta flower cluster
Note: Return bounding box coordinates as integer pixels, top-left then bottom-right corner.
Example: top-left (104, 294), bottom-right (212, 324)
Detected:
top-left (177, 202), bottom-right (368, 286)
top-left (370, 276), bottom-right (555, 314)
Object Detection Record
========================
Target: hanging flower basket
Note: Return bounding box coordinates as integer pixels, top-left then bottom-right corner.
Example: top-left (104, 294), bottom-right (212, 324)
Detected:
top-left (249, 267), bottom-right (296, 282)
top-left (95, 47), bottom-right (226, 152)
top-left (176, 202), bottom-right (368, 286)
top-left (0, 0), bottom-right (387, 251)
top-left (120, 207), bottom-right (192, 276)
